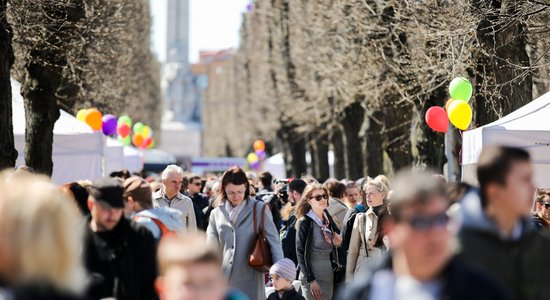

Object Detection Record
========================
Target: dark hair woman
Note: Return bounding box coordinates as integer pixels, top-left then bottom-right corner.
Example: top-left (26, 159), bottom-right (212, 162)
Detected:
top-left (206, 166), bottom-right (283, 300)
top-left (295, 183), bottom-right (342, 300)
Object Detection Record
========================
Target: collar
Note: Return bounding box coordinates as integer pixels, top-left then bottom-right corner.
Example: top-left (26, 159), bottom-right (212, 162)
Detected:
top-left (160, 189), bottom-right (183, 201)
top-left (306, 209), bottom-right (325, 227)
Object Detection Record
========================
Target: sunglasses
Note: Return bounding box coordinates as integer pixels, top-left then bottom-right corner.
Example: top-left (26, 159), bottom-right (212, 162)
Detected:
top-left (311, 194), bottom-right (329, 201)
top-left (402, 213), bottom-right (449, 231)
top-left (192, 182), bottom-right (202, 186)
top-left (541, 203), bottom-right (550, 209)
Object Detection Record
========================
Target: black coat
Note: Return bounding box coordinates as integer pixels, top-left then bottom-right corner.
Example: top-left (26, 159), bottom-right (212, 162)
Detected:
top-left (338, 255), bottom-right (510, 300)
top-left (267, 288), bottom-right (305, 300)
top-left (0, 282), bottom-right (90, 300)
top-left (296, 210), bottom-right (340, 283)
top-left (83, 216), bottom-right (159, 300)
top-left (281, 209), bottom-right (298, 268)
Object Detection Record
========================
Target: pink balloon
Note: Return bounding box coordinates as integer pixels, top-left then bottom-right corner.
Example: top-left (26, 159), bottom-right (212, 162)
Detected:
top-left (425, 106), bottom-right (449, 133)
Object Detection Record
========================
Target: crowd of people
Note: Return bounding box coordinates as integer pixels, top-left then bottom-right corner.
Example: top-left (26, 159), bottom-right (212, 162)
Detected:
top-left (0, 145), bottom-right (549, 300)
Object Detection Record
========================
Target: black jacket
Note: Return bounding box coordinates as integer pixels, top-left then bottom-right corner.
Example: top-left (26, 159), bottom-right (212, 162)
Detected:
top-left (340, 206), bottom-right (365, 256)
top-left (281, 209), bottom-right (298, 268)
top-left (338, 255), bottom-right (510, 300)
top-left (0, 282), bottom-right (90, 300)
top-left (296, 210), bottom-right (340, 283)
top-left (83, 216), bottom-right (159, 300)
top-left (267, 288), bottom-right (305, 300)
top-left (530, 213), bottom-right (549, 231)
top-left (256, 192), bottom-right (283, 231)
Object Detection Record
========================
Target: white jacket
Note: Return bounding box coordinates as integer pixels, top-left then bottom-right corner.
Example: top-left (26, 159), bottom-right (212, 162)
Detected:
top-left (153, 189), bottom-right (197, 232)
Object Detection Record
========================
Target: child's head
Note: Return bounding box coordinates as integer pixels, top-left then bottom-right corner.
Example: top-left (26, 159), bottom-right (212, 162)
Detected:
top-left (269, 258), bottom-right (296, 292)
top-left (156, 233), bottom-right (227, 300)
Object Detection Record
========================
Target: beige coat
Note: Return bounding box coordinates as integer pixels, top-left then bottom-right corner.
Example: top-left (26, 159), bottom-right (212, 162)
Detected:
top-left (327, 197), bottom-right (348, 230)
top-left (207, 198), bottom-right (284, 300)
top-left (345, 208), bottom-right (384, 282)
top-left (152, 189), bottom-right (197, 232)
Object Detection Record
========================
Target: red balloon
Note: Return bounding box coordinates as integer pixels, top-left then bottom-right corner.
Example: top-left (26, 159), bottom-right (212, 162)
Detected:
top-left (143, 137), bottom-right (153, 147)
top-left (117, 123), bottom-right (131, 137)
top-left (425, 106), bottom-right (449, 133)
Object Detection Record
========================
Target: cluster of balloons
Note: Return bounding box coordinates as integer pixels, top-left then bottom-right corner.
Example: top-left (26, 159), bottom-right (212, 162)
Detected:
top-left (425, 77), bottom-right (473, 132)
top-left (76, 108), bottom-right (155, 149)
top-left (247, 140), bottom-right (266, 169)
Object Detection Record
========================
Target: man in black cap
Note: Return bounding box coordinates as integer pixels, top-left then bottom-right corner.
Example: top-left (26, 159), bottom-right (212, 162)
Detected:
top-left (83, 177), bottom-right (159, 300)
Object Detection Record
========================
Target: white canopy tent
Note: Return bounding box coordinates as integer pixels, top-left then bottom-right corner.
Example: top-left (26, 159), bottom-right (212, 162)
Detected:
top-left (11, 79), bottom-right (104, 184)
top-left (462, 91), bottom-right (550, 188)
top-left (104, 138), bottom-right (125, 175)
top-left (123, 146), bottom-right (143, 174)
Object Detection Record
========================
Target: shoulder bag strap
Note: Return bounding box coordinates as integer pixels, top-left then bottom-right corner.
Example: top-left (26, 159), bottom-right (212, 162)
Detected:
top-left (360, 214), bottom-right (369, 257)
top-left (261, 203), bottom-right (268, 238)
top-left (253, 201), bottom-right (258, 236)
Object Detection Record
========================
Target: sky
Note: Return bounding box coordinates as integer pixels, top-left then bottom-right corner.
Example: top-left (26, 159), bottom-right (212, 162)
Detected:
top-left (150, 0), bottom-right (250, 63)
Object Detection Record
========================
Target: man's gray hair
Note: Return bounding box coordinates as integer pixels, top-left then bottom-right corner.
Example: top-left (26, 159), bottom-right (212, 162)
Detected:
top-left (161, 165), bottom-right (184, 180)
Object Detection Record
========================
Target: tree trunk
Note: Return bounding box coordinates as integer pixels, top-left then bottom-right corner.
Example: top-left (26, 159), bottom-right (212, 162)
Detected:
top-left (308, 134), bottom-right (318, 179)
top-left (289, 134), bottom-right (307, 178)
top-left (383, 95), bottom-right (413, 171)
top-left (315, 132), bottom-right (330, 182)
top-left (330, 124), bottom-right (346, 180)
top-left (414, 83), bottom-right (447, 173)
top-left (472, 0), bottom-right (532, 126)
top-left (21, 2), bottom-right (85, 176)
top-left (365, 110), bottom-right (384, 177)
top-left (0, 0), bottom-right (17, 170)
top-left (342, 101), bottom-right (365, 180)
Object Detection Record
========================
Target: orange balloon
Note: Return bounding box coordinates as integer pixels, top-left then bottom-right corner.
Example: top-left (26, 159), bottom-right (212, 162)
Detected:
top-left (132, 133), bottom-right (144, 147)
top-left (84, 108), bottom-right (103, 131)
top-left (253, 140), bottom-right (265, 151)
top-left (445, 99), bottom-right (454, 111)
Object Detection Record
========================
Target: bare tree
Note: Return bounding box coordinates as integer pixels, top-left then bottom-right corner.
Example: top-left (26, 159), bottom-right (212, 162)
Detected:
top-left (0, 0), bottom-right (17, 169)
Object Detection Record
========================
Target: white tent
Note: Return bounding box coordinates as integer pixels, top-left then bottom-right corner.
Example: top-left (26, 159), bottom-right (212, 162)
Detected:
top-left (123, 146), bottom-right (143, 173)
top-left (104, 138), bottom-right (125, 174)
top-left (264, 153), bottom-right (287, 179)
top-left (12, 79), bottom-right (104, 184)
top-left (462, 91), bottom-right (550, 188)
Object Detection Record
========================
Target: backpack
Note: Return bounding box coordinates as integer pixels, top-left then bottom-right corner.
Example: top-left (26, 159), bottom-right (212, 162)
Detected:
top-left (133, 215), bottom-right (176, 237)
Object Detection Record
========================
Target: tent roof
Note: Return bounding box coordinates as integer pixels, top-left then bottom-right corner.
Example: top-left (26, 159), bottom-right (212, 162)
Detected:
top-left (475, 91), bottom-right (550, 131)
top-left (11, 78), bottom-right (95, 135)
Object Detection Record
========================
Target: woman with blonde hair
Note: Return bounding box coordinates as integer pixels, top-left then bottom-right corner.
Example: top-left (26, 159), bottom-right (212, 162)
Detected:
top-left (345, 179), bottom-right (390, 282)
top-left (0, 172), bottom-right (87, 299)
top-left (295, 183), bottom-right (342, 300)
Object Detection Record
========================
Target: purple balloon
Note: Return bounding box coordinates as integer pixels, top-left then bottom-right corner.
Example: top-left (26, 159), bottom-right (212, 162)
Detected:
top-left (251, 161), bottom-right (260, 169)
top-left (256, 150), bottom-right (266, 160)
top-left (246, 3), bottom-right (254, 12)
top-left (102, 114), bottom-right (117, 135)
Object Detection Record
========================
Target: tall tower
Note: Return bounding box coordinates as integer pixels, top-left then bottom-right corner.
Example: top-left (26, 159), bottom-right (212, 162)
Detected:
top-left (163, 0), bottom-right (196, 123)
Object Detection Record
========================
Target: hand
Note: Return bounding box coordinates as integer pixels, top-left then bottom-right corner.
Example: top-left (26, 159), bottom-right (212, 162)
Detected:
top-left (310, 280), bottom-right (322, 300)
top-left (333, 233), bottom-right (342, 247)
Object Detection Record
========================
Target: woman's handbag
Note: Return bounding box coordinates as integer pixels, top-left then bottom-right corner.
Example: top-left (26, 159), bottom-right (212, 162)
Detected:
top-left (248, 201), bottom-right (273, 272)
top-left (330, 229), bottom-right (345, 284)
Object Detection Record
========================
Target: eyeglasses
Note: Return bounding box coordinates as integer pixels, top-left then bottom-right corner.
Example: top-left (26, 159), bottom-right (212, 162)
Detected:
top-left (402, 213), bottom-right (449, 231)
top-left (311, 194), bottom-right (329, 201)
top-left (192, 182), bottom-right (202, 186)
top-left (541, 203), bottom-right (550, 209)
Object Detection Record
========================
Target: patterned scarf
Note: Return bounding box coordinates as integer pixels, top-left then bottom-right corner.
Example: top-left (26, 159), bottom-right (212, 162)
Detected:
top-left (307, 209), bottom-right (333, 244)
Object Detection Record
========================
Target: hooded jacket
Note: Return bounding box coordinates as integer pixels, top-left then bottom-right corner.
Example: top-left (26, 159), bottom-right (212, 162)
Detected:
top-left (339, 254), bottom-right (510, 300)
top-left (134, 207), bottom-right (184, 239)
top-left (458, 188), bottom-right (550, 300)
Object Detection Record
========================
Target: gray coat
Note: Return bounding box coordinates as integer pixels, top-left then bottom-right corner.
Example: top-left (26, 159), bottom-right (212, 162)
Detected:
top-left (207, 198), bottom-right (284, 300)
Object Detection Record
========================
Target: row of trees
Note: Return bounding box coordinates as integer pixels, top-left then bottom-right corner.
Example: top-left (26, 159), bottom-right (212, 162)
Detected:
top-left (0, 0), bottom-right (161, 175)
top-left (203, 0), bottom-right (550, 181)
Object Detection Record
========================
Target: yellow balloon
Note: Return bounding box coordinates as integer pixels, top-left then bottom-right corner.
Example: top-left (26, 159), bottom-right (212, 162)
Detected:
top-left (247, 153), bottom-right (259, 163)
top-left (447, 100), bottom-right (472, 130)
top-left (141, 125), bottom-right (151, 138)
top-left (76, 109), bottom-right (87, 121)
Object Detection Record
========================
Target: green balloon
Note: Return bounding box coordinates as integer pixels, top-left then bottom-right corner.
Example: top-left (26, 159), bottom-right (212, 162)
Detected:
top-left (449, 77), bottom-right (473, 102)
top-left (118, 134), bottom-right (131, 145)
top-left (133, 122), bottom-right (144, 133)
top-left (118, 115), bottom-right (132, 127)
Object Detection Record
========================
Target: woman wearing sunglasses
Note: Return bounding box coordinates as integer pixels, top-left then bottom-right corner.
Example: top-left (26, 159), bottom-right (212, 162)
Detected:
top-left (295, 183), bottom-right (342, 300)
top-left (345, 179), bottom-right (390, 282)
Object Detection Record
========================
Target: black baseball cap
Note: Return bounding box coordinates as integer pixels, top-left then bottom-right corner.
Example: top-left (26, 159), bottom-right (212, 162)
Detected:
top-left (89, 177), bottom-right (124, 208)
